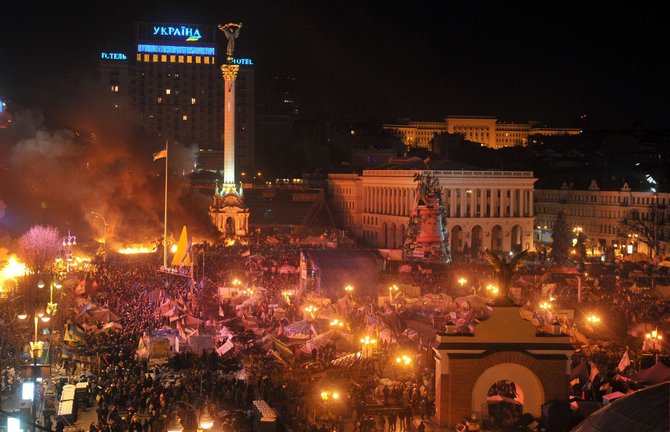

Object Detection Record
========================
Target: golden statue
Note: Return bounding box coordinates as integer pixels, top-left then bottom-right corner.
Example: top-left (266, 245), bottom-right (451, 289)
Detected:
top-left (218, 22), bottom-right (243, 62)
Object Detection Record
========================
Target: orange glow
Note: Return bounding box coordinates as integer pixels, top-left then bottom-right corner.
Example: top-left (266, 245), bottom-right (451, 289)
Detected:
top-left (118, 245), bottom-right (157, 255)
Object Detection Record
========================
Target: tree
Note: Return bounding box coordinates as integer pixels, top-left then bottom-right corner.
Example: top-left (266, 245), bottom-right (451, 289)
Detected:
top-left (620, 204), bottom-right (665, 259)
top-left (551, 211), bottom-right (571, 265)
top-left (575, 231), bottom-right (587, 261)
top-left (17, 225), bottom-right (61, 274)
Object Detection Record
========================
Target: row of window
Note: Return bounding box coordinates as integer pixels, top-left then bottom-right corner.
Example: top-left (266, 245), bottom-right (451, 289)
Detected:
top-left (536, 193), bottom-right (668, 206)
top-left (136, 53), bottom-right (217, 65)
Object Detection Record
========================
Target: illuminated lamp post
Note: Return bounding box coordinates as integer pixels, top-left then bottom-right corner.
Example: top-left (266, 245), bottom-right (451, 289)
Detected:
top-left (485, 284), bottom-right (499, 297)
top-left (320, 390), bottom-right (340, 419)
top-left (46, 278), bottom-right (62, 316)
top-left (360, 335), bottom-right (377, 358)
top-left (166, 401), bottom-right (215, 432)
top-left (388, 284), bottom-right (399, 303)
top-left (18, 310), bottom-right (50, 432)
top-left (304, 305), bottom-right (318, 320)
top-left (645, 329), bottom-right (663, 362)
top-left (344, 284), bottom-right (354, 297)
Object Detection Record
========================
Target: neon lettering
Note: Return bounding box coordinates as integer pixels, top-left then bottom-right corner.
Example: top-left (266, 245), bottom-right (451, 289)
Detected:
top-left (152, 25), bottom-right (202, 41)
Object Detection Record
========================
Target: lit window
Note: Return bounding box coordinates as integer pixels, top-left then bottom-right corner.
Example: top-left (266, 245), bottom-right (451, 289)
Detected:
top-left (157, 97), bottom-right (162, 104)
top-left (169, 55), bottom-right (176, 62)
top-left (182, 115), bottom-right (188, 121)
top-left (204, 57), bottom-right (210, 64)
top-left (143, 54), bottom-right (150, 62)
top-left (161, 55), bottom-right (167, 62)
top-left (110, 85), bottom-right (119, 93)
top-left (152, 54), bottom-right (158, 62)
top-left (195, 56), bottom-right (201, 64)
top-left (178, 55), bottom-right (184, 63)
top-left (187, 56), bottom-right (192, 64)
top-left (165, 89), bottom-right (171, 95)
top-left (136, 53), bottom-right (141, 61)
top-left (191, 98), bottom-right (196, 105)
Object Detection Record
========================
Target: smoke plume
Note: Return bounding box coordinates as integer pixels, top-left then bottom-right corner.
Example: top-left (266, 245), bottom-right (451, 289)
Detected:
top-left (0, 75), bottom-right (216, 253)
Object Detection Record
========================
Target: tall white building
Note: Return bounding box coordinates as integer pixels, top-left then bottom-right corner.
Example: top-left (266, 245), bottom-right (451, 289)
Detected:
top-left (328, 162), bottom-right (536, 253)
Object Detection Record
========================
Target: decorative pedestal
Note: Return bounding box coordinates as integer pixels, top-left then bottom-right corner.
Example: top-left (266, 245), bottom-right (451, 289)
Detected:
top-left (209, 182), bottom-right (249, 237)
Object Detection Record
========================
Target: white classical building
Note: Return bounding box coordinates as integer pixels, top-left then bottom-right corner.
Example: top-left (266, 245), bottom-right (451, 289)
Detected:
top-left (328, 167), bottom-right (537, 253)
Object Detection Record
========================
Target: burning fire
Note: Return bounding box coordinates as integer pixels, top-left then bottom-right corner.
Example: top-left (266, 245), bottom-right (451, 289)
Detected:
top-left (118, 245), bottom-right (157, 255)
top-left (0, 255), bottom-right (28, 292)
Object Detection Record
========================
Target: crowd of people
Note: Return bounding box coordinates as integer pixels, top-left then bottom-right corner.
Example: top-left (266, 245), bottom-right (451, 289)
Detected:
top-left (3, 237), bottom-right (670, 432)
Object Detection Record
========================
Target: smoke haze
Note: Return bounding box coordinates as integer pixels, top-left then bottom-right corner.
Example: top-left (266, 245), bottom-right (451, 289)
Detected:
top-left (0, 75), bottom-right (215, 253)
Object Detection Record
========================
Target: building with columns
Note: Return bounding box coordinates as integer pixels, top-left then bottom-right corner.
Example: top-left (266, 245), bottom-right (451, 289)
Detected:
top-left (328, 159), bottom-right (537, 253)
top-left (383, 116), bottom-right (580, 150)
top-left (534, 180), bottom-right (670, 258)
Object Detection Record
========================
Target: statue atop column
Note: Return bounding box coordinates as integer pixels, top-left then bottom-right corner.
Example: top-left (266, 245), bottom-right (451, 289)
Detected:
top-left (218, 22), bottom-right (243, 62)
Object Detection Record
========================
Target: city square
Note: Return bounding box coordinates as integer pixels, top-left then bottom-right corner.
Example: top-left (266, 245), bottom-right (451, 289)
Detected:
top-left (1, 3), bottom-right (670, 432)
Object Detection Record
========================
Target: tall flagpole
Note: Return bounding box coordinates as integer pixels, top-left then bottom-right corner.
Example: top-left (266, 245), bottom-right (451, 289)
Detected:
top-left (163, 140), bottom-right (168, 269)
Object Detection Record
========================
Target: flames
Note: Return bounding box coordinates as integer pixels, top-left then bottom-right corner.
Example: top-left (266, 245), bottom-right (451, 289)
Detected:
top-left (118, 245), bottom-right (157, 255)
top-left (0, 255), bottom-right (28, 293)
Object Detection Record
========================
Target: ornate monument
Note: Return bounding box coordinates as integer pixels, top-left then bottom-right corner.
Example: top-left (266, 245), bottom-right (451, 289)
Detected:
top-left (209, 22), bottom-right (249, 237)
top-left (402, 172), bottom-right (451, 263)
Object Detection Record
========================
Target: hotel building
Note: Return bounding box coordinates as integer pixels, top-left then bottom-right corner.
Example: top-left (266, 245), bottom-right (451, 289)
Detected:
top-left (98, 22), bottom-right (255, 173)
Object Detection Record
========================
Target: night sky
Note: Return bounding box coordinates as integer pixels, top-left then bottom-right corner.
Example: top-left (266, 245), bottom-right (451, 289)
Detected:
top-left (1, 1), bottom-right (668, 129)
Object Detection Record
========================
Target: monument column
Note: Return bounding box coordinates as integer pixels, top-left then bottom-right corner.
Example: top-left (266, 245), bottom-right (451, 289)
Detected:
top-left (221, 64), bottom-right (240, 185)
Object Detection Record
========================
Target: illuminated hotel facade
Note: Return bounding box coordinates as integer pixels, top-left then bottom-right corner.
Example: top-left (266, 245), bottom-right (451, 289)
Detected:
top-left (328, 168), bottom-right (537, 253)
top-left (384, 116), bottom-right (581, 150)
top-left (98, 22), bottom-right (255, 173)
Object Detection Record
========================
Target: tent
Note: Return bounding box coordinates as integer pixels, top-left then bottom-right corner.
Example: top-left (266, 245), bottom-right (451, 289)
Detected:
top-left (304, 329), bottom-right (355, 353)
top-left (572, 382), bottom-right (669, 432)
top-left (89, 308), bottom-right (120, 323)
top-left (283, 319), bottom-right (317, 339)
top-left (631, 361), bottom-right (670, 385)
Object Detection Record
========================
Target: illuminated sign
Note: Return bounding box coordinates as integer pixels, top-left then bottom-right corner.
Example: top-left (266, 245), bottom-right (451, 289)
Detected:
top-left (0, 99), bottom-right (4, 113)
top-left (138, 44), bottom-right (215, 56)
top-left (232, 58), bottom-right (253, 65)
top-left (153, 25), bottom-right (202, 41)
top-left (101, 52), bottom-right (127, 60)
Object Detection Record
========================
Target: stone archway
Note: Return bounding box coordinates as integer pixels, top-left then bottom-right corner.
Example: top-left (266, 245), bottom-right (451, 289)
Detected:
top-left (471, 225), bottom-right (483, 254)
top-left (471, 363), bottom-right (544, 418)
top-left (491, 225), bottom-right (503, 251)
top-left (451, 225), bottom-right (463, 253)
top-left (511, 225), bottom-right (523, 252)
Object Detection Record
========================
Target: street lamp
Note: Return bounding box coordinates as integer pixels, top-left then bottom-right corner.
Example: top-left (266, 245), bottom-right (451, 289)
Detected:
top-left (539, 301), bottom-right (552, 311)
top-left (320, 390), bottom-right (340, 419)
top-left (18, 310), bottom-right (50, 432)
top-left (395, 354), bottom-right (412, 367)
top-left (167, 401), bottom-right (215, 432)
top-left (537, 225), bottom-right (548, 245)
top-left (329, 319), bottom-right (345, 329)
top-left (457, 277), bottom-right (467, 288)
top-left (586, 314), bottom-right (601, 324)
top-left (388, 284), bottom-right (399, 302)
top-left (360, 335), bottom-right (377, 358)
top-left (486, 284), bottom-right (499, 296)
top-left (46, 279), bottom-right (62, 316)
top-left (344, 285), bottom-right (354, 296)
top-left (304, 305), bottom-right (318, 320)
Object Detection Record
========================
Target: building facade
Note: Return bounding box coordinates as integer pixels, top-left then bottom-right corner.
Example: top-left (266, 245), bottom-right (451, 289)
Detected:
top-left (534, 181), bottom-right (670, 258)
top-left (97, 22), bottom-right (255, 172)
top-left (383, 116), bottom-right (581, 150)
top-left (329, 169), bottom-right (537, 253)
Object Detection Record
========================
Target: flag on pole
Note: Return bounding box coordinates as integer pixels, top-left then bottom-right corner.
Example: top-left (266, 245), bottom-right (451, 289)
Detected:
top-left (153, 148), bottom-right (167, 161)
top-left (617, 350), bottom-right (631, 372)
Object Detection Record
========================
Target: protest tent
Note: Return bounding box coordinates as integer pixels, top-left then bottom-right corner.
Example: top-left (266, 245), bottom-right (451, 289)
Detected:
top-left (572, 382), bottom-right (669, 432)
top-left (630, 361), bottom-right (670, 385)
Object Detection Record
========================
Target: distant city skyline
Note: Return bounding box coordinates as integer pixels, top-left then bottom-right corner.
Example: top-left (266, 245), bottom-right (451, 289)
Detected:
top-left (1, 1), bottom-right (669, 130)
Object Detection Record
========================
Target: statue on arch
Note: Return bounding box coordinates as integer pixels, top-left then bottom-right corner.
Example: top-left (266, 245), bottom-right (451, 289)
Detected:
top-left (218, 22), bottom-right (243, 61)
